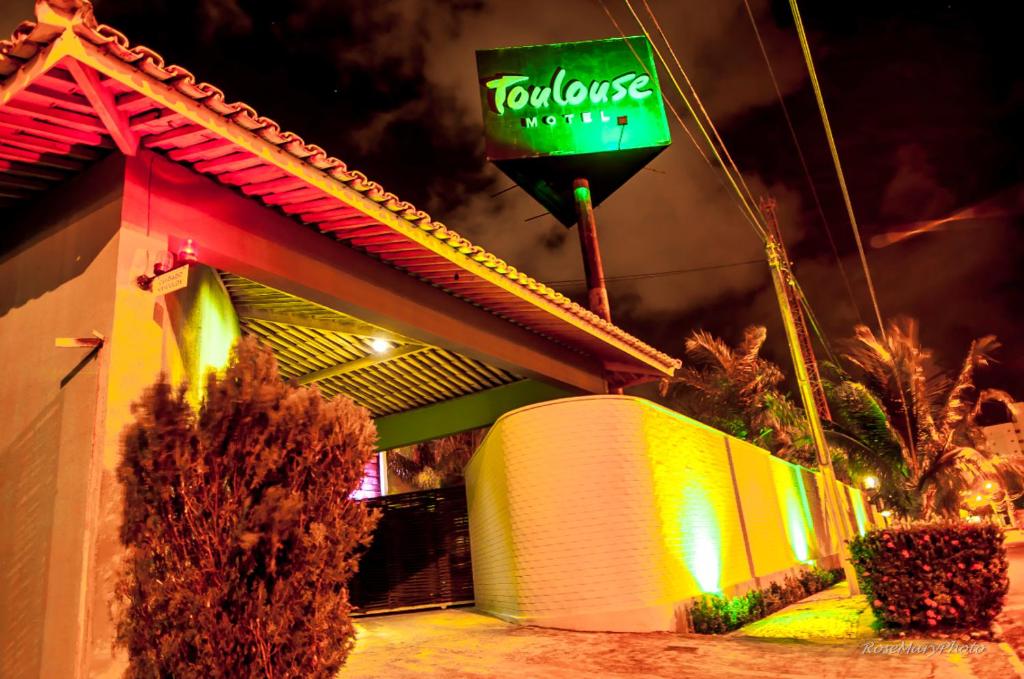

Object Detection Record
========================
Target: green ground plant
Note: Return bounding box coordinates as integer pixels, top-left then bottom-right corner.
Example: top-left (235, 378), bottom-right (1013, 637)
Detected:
top-left (689, 566), bottom-right (841, 634)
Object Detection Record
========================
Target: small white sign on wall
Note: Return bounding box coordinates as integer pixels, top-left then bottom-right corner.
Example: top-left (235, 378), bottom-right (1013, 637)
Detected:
top-left (152, 265), bottom-right (189, 295)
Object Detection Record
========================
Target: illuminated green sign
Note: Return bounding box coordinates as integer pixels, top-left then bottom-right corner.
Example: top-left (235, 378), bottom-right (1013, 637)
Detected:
top-left (476, 36), bottom-right (671, 226)
top-left (484, 67), bottom-right (654, 118)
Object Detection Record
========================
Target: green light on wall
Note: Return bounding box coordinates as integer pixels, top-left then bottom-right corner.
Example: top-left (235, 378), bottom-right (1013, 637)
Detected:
top-left (194, 282), bottom-right (236, 378)
top-left (794, 468), bottom-right (816, 561)
top-left (851, 490), bottom-right (868, 537)
top-left (778, 466), bottom-right (811, 563)
top-left (681, 483), bottom-right (723, 593)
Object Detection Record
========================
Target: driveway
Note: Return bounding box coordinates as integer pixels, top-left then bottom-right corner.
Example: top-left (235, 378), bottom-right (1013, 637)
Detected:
top-left (340, 538), bottom-right (1024, 678)
top-left (340, 606), bottom-right (1019, 678)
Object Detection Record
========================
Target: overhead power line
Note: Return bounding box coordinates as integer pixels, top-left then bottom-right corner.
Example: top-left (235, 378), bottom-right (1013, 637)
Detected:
top-left (792, 277), bottom-right (841, 367)
top-left (639, 0), bottom-right (765, 235)
top-left (630, 0), bottom-right (848, 385)
top-left (596, 0), bottom-right (711, 166)
top-left (623, 0), bottom-right (769, 241)
top-left (602, 0), bottom-right (845, 384)
top-left (787, 0), bottom-right (886, 339)
top-left (600, 0), bottom-right (769, 243)
top-left (546, 258), bottom-right (765, 286)
top-left (787, 0), bottom-right (917, 461)
top-left (741, 0), bottom-right (864, 325)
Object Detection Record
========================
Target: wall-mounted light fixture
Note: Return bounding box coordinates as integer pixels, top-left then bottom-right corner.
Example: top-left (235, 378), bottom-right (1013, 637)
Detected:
top-left (177, 238), bottom-right (199, 266)
top-left (137, 239), bottom-right (199, 291)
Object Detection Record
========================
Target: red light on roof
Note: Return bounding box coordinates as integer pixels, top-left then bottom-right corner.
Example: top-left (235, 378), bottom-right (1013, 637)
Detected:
top-left (177, 239), bottom-right (198, 266)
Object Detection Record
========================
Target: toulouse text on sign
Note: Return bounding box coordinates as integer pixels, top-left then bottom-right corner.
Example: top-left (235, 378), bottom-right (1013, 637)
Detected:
top-left (475, 36), bottom-right (671, 226)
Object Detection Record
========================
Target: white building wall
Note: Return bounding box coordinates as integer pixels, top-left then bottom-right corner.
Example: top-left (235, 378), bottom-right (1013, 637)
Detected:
top-left (464, 395), bottom-right (877, 633)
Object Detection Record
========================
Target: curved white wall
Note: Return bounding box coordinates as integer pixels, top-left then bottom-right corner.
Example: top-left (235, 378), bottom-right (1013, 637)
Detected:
top-left (464, 395), bottom-right (877, 632)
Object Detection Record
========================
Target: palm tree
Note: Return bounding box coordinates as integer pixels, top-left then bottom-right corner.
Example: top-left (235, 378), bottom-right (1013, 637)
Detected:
top-left (834, 317), bottom-right (1022, 519)
top-left (823, 378), bottom-right (919, 515)
top-left (385, 429), bottom-right (486, 491)
top-left (659, 326), bottom-right (816, 466)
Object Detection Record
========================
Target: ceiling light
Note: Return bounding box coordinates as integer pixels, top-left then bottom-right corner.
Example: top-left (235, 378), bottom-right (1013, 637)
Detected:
top-left (370, 338), bottom-right (391, 354)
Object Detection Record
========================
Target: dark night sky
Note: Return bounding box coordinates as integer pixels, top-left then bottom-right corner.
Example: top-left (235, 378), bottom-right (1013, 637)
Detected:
top-left (5, 1), bottom-right (1022, 395)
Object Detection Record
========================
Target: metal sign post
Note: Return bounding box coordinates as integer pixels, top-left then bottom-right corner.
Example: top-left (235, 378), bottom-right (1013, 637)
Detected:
top-left (572, 178), bottom-right (611, 323)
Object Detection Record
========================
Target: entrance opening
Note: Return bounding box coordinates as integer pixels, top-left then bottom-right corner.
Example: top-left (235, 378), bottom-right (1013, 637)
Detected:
top-left (350, 429), bottom-right (485, 614)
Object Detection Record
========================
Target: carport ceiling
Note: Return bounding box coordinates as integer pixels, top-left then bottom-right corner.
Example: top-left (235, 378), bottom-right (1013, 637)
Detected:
top-left (219, 272), bottom-right (520, 417)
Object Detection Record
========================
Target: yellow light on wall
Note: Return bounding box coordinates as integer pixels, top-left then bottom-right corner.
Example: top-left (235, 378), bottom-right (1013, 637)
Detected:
top-left (172, 266), bottom-right (241, 406)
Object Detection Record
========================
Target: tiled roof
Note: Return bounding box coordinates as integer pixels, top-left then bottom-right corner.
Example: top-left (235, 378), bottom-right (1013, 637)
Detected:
top-left (0, 1), bottom-right (680, 377)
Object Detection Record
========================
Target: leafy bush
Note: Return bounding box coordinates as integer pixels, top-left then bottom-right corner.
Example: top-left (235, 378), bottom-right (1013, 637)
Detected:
top-left (849, 522), bottom-right (1008, 632)
top-left (690, 566), bottom-right (841, 633)
top-left (115, 337), bottom-right (379, 678)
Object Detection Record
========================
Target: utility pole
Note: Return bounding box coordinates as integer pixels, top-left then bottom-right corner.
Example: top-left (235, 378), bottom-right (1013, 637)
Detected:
top-left (762, 200), bottom-right (831, 422)
top-left (760, 196), bottom-right (859, 594)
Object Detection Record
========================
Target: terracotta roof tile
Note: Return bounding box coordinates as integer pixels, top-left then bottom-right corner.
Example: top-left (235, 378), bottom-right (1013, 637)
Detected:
top-left (0, 1), bottom-right (680, 374)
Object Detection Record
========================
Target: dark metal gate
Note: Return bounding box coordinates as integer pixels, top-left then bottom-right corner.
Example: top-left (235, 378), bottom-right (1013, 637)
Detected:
top-left (349, 486), bottom-right (474, 613)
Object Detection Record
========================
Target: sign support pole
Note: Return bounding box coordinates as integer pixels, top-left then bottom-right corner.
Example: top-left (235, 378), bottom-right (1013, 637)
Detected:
top-left (572, 178), bottom-right (612, 324)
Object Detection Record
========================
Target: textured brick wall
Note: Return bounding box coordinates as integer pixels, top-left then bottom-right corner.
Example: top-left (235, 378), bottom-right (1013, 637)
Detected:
top-left (729, 437), bottom-right (801, 576)
top-left (464, 395), bottom-right (882, 632)
top-left (0, 157), bottom-right (123, 679)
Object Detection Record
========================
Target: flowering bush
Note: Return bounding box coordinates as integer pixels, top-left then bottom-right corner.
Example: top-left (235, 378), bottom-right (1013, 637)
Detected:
top-left (689, 567), bottom-right (841, 633)
top-left (849, 522), bottom-right (1008, 632)
top-left (116, 337), bottom-right (379, 678)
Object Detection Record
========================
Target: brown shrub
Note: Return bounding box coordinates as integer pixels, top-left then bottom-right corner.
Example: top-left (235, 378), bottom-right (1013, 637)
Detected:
top-left (115, 337), bottom-right (379, 678)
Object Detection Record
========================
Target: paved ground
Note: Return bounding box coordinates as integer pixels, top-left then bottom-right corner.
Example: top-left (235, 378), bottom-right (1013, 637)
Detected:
top-left (998, 541), bottom-right (1024, 662)
top-left (340, 607), bottom-right (1018, 678)
top-left (339, 539), bottom-right (1024, 678)
top-left (736, 581), bottom-right (875, 640)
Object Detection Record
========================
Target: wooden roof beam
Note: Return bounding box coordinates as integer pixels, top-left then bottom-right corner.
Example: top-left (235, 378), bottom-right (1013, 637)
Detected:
top-left (5, 97), bottom-right (106, 133)
top-left (0, 29), bottom-right (72, 110)
top-left (65, 58), bottom-right (138, 155)
top-left (0, 158), bottom-right (67, 180)
top-left (0, 173), bottom-right (49, 191)
top-left (233, 306), bottom-right (417, 345)
top-left (295, 344), bottom-right (426, 386)
top-left (0, 131), bottom-right (98, 159)
top-left (142, 123), bottom-right (209, 148)
top-left (19, 83), bottom-right (93, 114)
